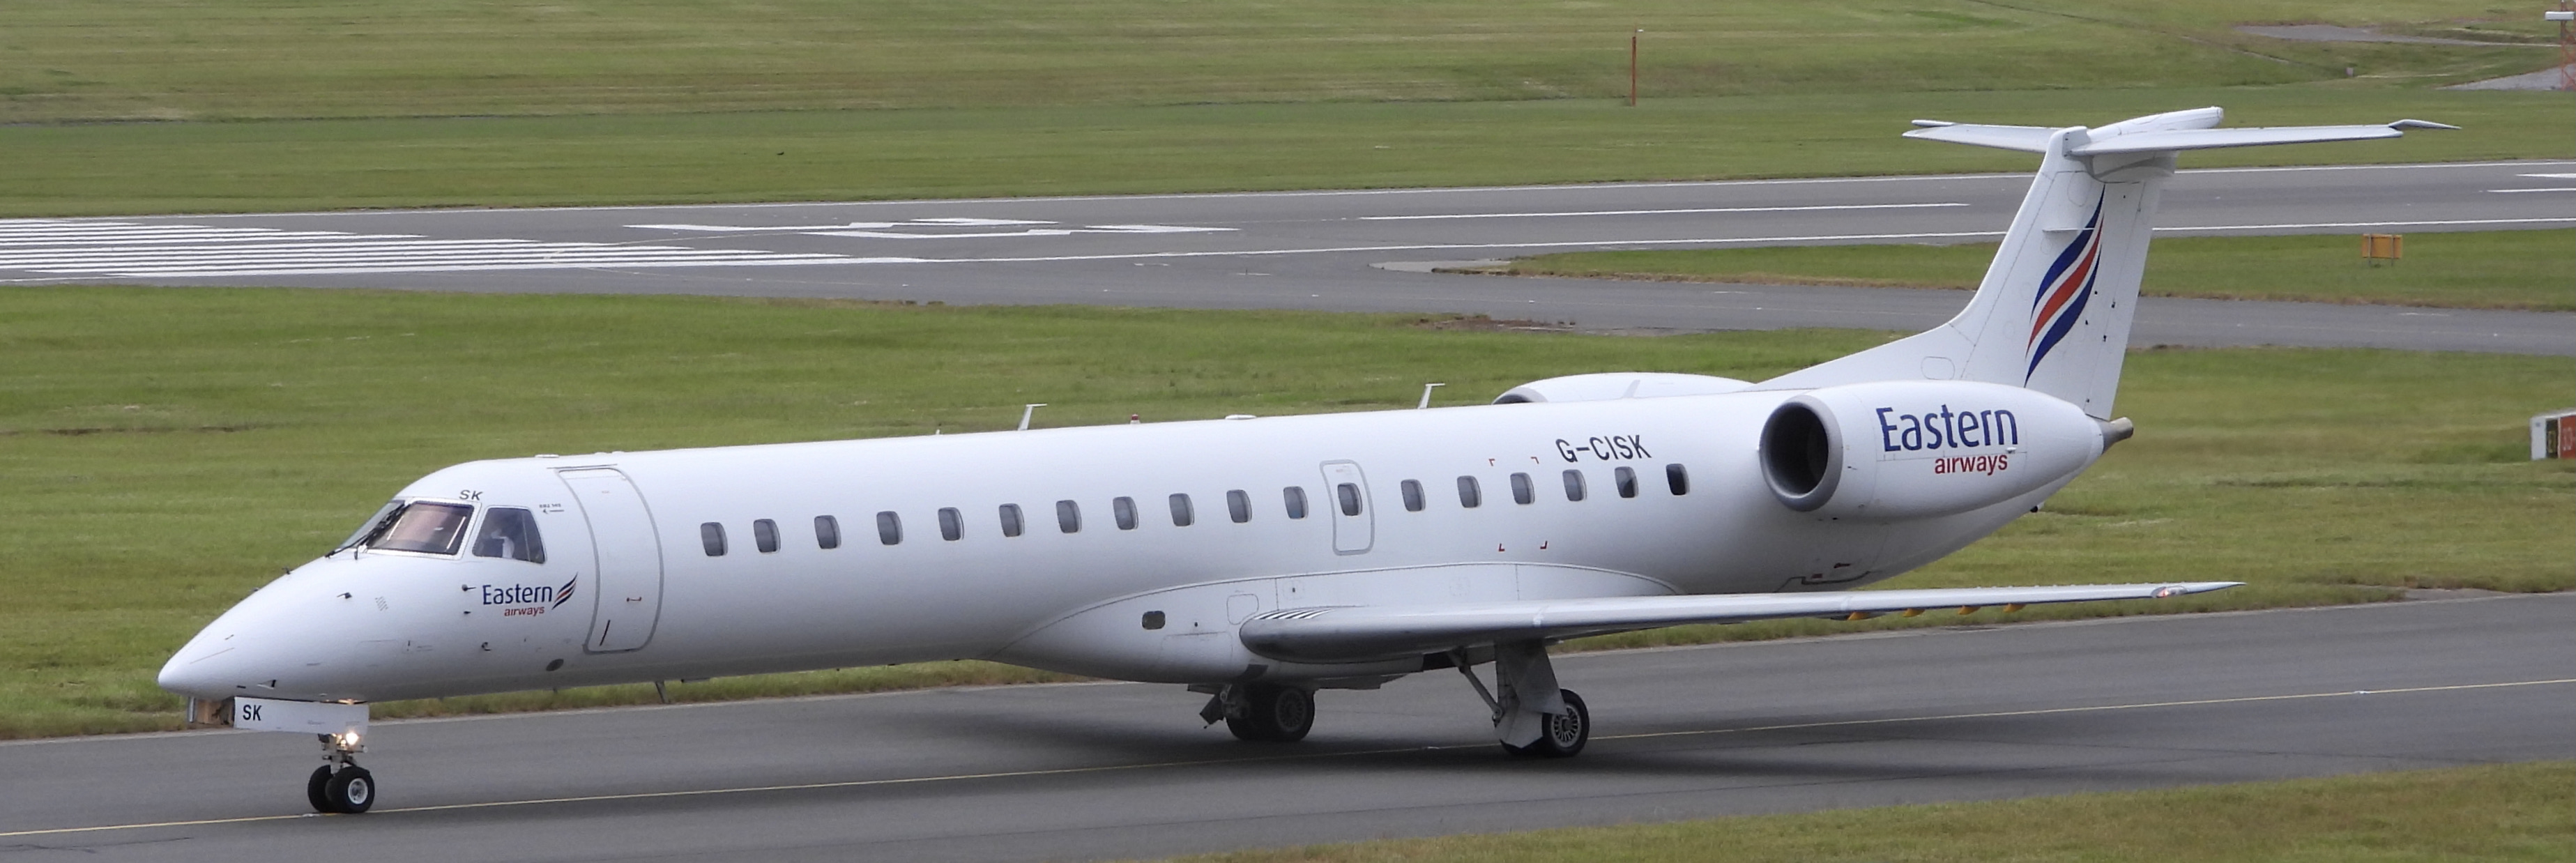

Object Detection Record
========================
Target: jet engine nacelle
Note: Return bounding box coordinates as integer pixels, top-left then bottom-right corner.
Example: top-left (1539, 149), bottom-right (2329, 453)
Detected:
top-left (1759, 380), bottom-right (2105, 519)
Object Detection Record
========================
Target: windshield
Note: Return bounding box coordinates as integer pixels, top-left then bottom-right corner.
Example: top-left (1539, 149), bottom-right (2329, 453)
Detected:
top-left (365, 502), bottom-right (476, 556)
top-left (337, 499), bottom-right (404, 552)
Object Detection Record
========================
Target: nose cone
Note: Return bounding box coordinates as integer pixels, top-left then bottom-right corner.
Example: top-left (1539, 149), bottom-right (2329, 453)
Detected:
top-left (158, 632), bottom-right (241, 699)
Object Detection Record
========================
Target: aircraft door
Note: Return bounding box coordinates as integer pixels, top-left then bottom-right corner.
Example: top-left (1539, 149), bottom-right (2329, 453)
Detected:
top-left (1320, 460), bottom-right (1373, 555)
top-left (558, 468), bottom-right (666, 652)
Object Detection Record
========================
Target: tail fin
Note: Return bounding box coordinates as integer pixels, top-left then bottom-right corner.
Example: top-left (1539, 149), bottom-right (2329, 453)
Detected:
top-left (1761, 107), bottom-right (2451, 418)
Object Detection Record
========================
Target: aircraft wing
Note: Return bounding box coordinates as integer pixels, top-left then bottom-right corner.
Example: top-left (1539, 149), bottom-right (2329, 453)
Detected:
top-left (1238, 582), bottom-right (2240, 664)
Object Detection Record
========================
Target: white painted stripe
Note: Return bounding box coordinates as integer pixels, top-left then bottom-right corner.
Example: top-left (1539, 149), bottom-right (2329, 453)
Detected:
top-left (79, 257), bottom-right (890, 277)
top-left (1356, 203), bottom-right (1970, 221)
top-left (2487, 188), bottom-right (2576, 193)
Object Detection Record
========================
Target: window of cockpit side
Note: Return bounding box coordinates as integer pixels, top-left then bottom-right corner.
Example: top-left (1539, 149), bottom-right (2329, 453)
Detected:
top-left (367, 501), bottom-right (475, 556)
top-left (471, 507), bottom-right (547, 563)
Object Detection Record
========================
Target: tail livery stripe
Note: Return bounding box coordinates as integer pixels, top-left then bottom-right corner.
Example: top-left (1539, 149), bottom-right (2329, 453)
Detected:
top-left (2024, 198), bottom-right (2105, 382)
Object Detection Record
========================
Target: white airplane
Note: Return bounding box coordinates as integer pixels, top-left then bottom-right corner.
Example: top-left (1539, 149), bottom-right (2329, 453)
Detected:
top-left (160, 107), bottom-right (2444, 814)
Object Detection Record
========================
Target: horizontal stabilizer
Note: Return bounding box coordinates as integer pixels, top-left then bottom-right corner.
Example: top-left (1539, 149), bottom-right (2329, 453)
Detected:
top-left (1239, 582), bottom-right (2241, 663)
top-left (2069, 121), bottom-right (2451, 155)
top-left (1902, 122), bottom-right (2056, 153)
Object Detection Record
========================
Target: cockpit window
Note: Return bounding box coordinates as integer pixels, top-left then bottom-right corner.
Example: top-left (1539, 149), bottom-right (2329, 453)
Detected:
top-left (471, 507), bottom-right (546, 564)
top-left (367, 502), bottom-right (475, 556)
top-left (338, 499), bottom-right (404, 551)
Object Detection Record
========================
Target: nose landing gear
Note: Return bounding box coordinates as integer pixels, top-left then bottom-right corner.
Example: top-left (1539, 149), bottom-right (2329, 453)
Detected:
top-left (307, 733), bottom-right (376, 814)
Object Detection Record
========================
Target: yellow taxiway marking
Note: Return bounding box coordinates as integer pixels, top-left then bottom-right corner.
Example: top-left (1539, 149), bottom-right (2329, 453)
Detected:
top-left (6, 675), bottom-right (2569, 839)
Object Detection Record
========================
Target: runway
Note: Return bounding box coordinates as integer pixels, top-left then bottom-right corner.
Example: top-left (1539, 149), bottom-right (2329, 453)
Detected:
top-left (6, 160), bottom-right (2573, 356)
top-left (5, 593), bottom-right (2569, 862)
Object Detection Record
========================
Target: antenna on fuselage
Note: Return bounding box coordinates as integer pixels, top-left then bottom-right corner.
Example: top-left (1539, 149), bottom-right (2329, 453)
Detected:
top-left (1018, 404), bottom-right (1047, 431)
top-left (1419, 383), bottom-right (1446, 409)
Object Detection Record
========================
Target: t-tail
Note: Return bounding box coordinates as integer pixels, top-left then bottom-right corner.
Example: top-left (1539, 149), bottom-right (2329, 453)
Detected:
top-left (1761, 107), bottom-right (2451, 418)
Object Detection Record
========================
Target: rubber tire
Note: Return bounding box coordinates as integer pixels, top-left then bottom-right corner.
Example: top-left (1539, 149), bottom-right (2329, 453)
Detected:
top-left (1224, 685), bottom-right (1314, 742)
top-left (307, 765), bottom-right (341, 814)
top-left (323, 766), bottom-right (376, 814)
top-left (1502, 689), bottom-right (1590, 758)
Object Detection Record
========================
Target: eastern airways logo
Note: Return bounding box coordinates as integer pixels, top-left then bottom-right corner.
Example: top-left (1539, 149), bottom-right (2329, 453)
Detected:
top-left (1877, 404), bottom-right (2021, 476)
top-left (482, 576), bottom-right (577, 617)
top-left (2026, 196), bottom-right (2105, 382)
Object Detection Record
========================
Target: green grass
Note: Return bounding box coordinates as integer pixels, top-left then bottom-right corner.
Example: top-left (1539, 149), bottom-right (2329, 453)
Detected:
top-left (1150, 761), bottom-right (2576, 862)
top-left (1, 1), bottom-right (2555, 123)
top-left (2, 287), bottom-right (2566, 738)
top-left (1496, 229), bottom-right (2576, 312)
top-left (0, 1), bottom-right (2568, 216)
top-left (1, 89), bottom-right (2564, 217)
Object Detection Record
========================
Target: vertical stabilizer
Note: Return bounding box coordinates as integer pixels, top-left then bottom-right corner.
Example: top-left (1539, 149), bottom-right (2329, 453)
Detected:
top-left (1760, 108), bottom-right (2449, 419)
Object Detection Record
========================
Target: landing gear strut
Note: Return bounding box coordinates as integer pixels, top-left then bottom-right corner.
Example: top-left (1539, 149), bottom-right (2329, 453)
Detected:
top-left (1454, 641), bottom-right (1590, 758)
top-left (1198, 682), bottom-right (1316, 742)
top-left (306, 732), bottom-right (376, 814)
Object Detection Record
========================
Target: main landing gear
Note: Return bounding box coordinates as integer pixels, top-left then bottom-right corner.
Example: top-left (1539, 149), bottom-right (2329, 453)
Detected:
top-left (1192, 639), bottom-right (1592, 757)
top-left (1199, 682), bottom-right (1315, 742)
top-left (1453, 640), bottom-right (1590, 758)
top-left (306, 733), bottom-right (376, 814)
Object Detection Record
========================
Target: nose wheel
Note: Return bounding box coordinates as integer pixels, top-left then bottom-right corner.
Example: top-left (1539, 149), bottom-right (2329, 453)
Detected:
top-left (306, 763), bottom-right (376, 813)
top-left (307, 732), bottom-right (376, 814)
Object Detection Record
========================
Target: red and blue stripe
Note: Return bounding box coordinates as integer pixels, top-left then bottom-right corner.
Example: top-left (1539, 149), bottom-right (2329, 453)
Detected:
top-left (2025, 197), bottom-right (2104, 383)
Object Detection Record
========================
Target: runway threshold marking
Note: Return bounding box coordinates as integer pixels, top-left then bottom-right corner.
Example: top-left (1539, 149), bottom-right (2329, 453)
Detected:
top-left (6, 676), bottom-right (2568, 840)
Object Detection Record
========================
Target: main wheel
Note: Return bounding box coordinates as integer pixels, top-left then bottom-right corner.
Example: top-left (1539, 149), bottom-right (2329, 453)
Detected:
top-left (323, 765), bottom-right (376, 814)
top-left (1224, 684), bottom-right (1314, 742)
top-left (1502, 689), bottom-right (1590, 758)
top-left (307, 765), bottom-right (340, 814)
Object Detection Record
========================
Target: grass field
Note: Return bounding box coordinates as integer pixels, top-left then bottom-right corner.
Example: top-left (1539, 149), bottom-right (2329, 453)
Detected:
top-left (1152, 761), bottom-right (2576, 863)
top-left (1495, 229), bottom-right (2576, 311)
top-left (1, 1), bottom-right (2554, 123)
top-left (0, 2), bottom-right (2568, 216)
top-left (1, 89), bottom-right (2562, 217)
top-left (3, 288), bottom-right (2566, 738)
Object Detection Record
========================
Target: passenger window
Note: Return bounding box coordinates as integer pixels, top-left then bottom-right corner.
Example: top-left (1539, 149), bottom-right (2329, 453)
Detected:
top-left (471, 507), bottom-right (546, 563)
top-left (1226, 489), bottom-right (1251, 524)
top-left (1283, 487), bottom-right (1309, 519)
top-left (701, 522), bottom-right (727, 556)
top-left (938, 507), bottom-right (963, 542)
top-left (1056, 500), bottom-right (1081, 533)
top-left (1400, 480), bottom-right (1424, 512)
top-left (1336, 483), bottom-right (1362, 517)
top-left (1457, 476), bottom-right (1481, 508)
top-left (999, 504), bottom-right (1024, 537)
top-left (876, 511), bottom-right (902, 545)
top-left (367, 502), bottom-right (475, 555)
top-left (1113, 496), bottom-right (1138, 530)
top-left (753, 519), bottom-right (781, 553)
top-left (1169, 493), bottom-right (1194, 527)
top-left (815, 515), bottom-right (841, 549)
top-left (1666, 463), bottom-right (1691, 495)
top-left (1562, 470), bottom-right (1587, 502)
top-left (1509, 473), bottom-right (1534, 505)
top-left (1614, 466), bottom-right (1638, 499)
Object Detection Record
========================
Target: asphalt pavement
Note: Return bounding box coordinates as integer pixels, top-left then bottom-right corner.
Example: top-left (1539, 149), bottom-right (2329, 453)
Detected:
top-left (6, 160), bottom-right (2572, 355)
top-left (4, 593), bottom-right (2569, 862)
